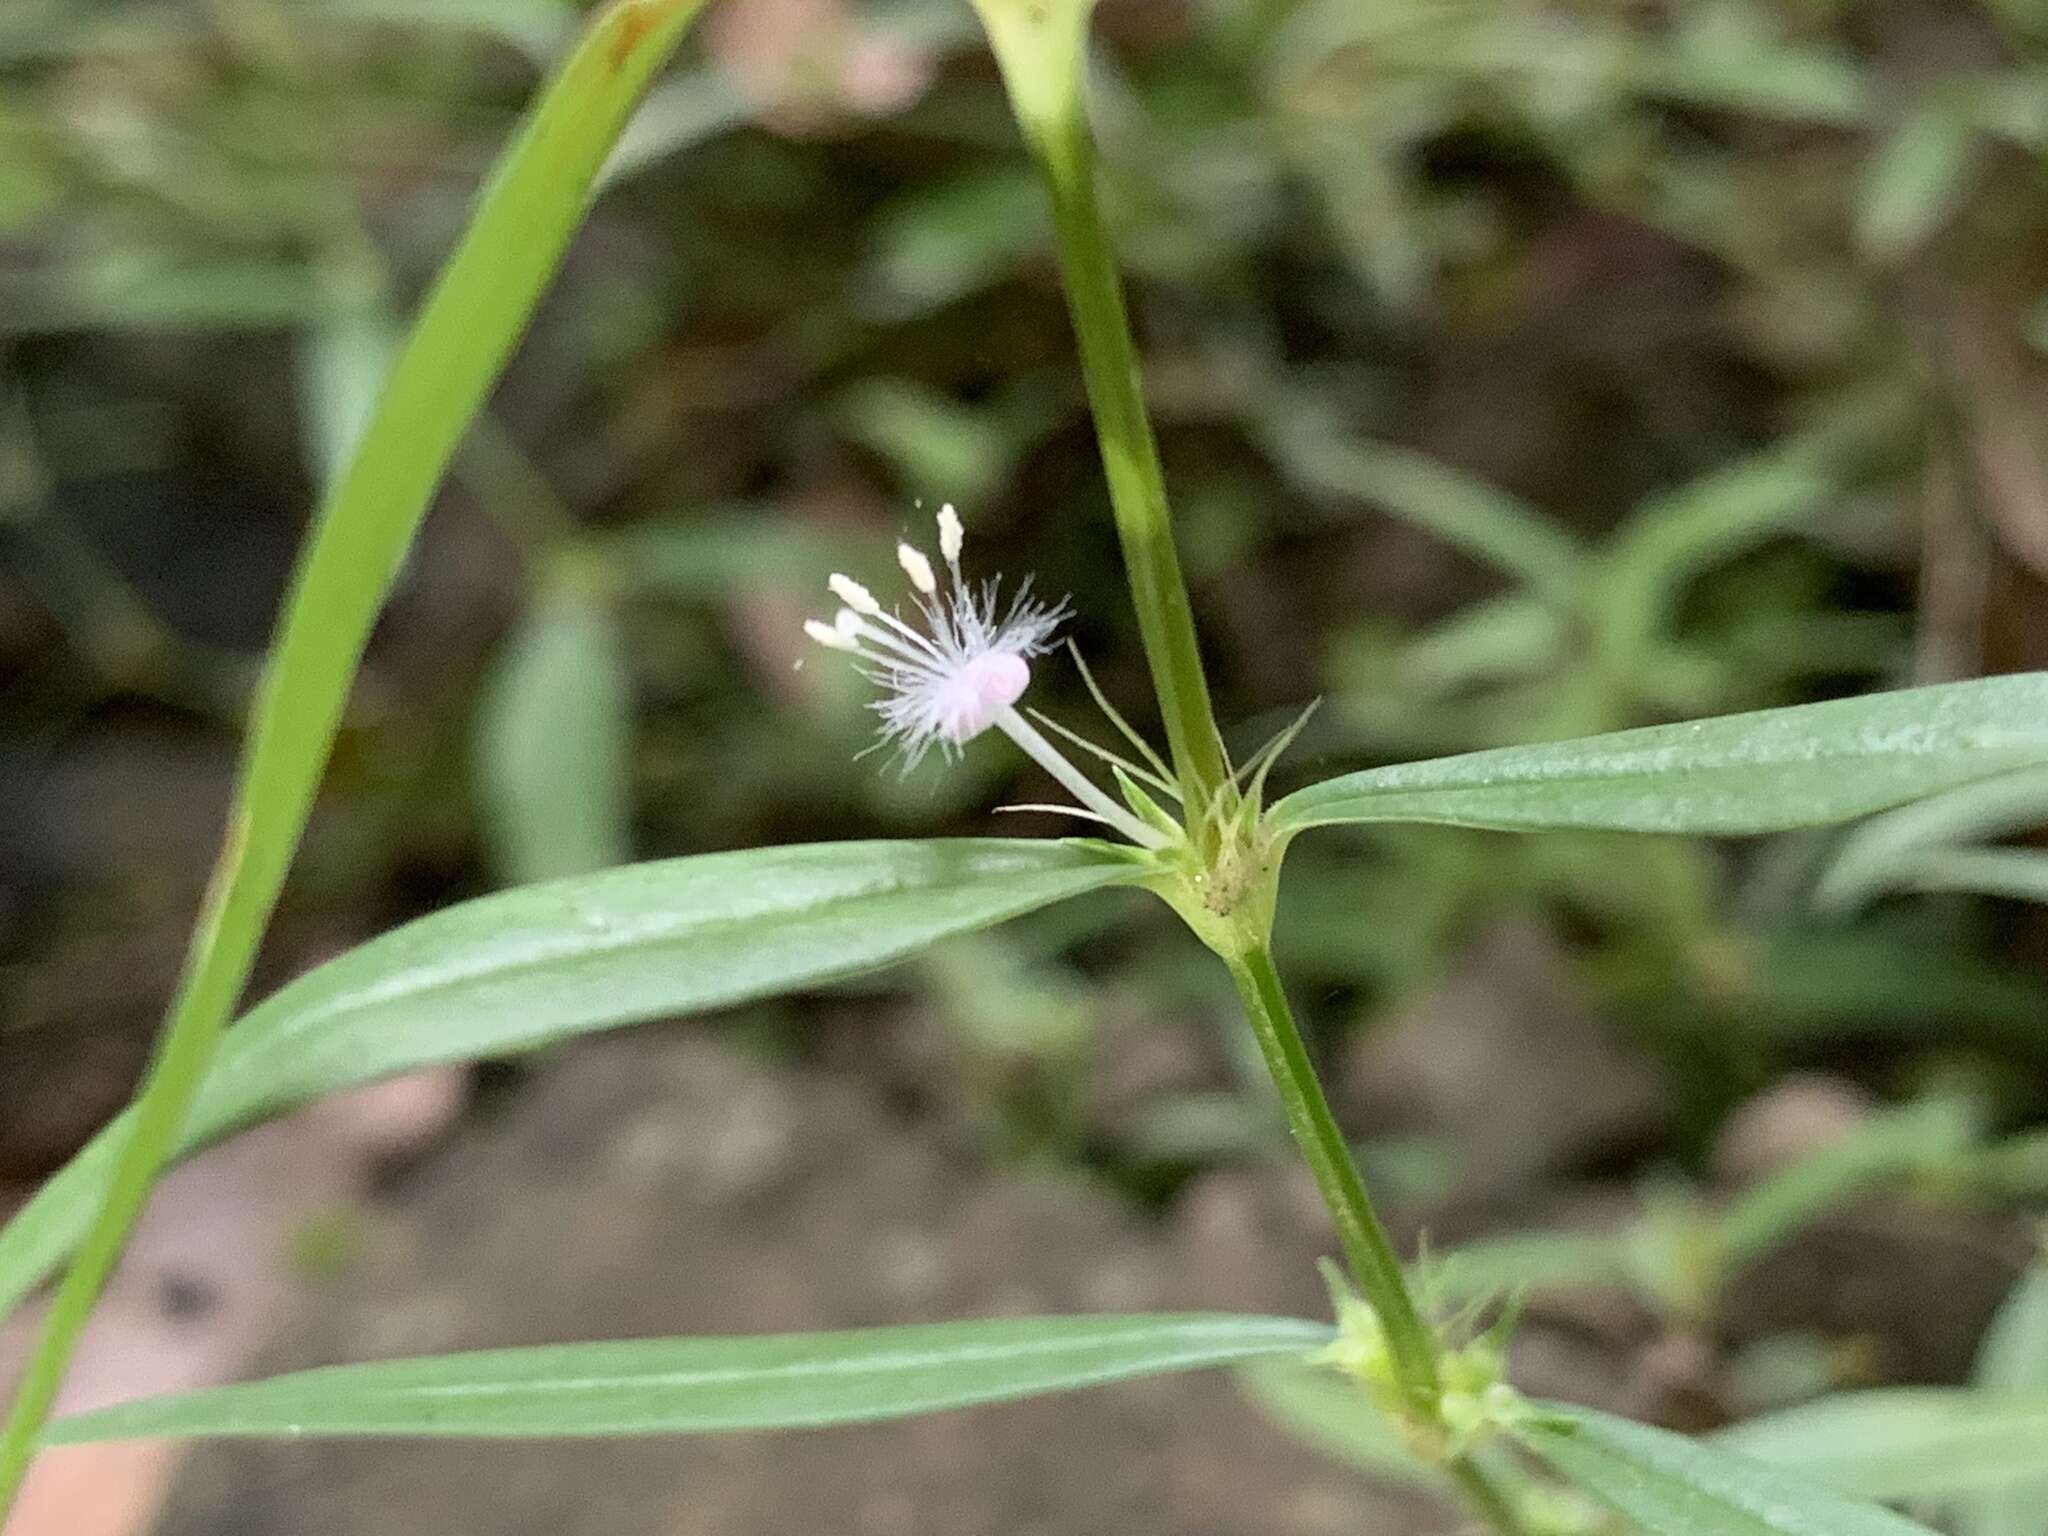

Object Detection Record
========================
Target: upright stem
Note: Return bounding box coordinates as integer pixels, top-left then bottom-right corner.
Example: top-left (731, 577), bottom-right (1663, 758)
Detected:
top-left (1235, 947), bottom-right (1531, 1536)
top-left (1224, 944), bottom-right (1439, 1406)
top-left (974, 0), bottom-right (1231, 828)
top-left (1034, 119), bottom-right (1229, 821)
top-left (1448, 1453), bottom-right (1533, 1536)
top-left (971, 14), bottom-right (1525, 1536)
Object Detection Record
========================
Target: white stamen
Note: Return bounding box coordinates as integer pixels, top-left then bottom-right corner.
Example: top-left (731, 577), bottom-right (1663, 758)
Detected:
top-left (897, 542), bottom-right (937, 595)
top-left (798, 506), bottom-right (1169, 850)
top-left (867, 601), bottom-right (947, 661)
top-left (993, 705), bottom-right (1168, 847)
top-left (840, 614), bottom-right (930, 669)
top-left (828, 573), bottom-right (881, 616)
top-left (804, 618), bottom-right (858, 651)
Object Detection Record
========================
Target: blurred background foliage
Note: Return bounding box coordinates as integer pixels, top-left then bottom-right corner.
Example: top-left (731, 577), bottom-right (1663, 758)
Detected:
top-left (4, 0), bottom-right (2048, 1415)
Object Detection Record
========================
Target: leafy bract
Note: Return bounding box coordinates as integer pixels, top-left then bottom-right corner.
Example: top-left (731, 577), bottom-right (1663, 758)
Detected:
top-left (46, 1315), bottom-right (1329, 1443)
top-left (0, 840), bottom-right (1132, 1325)
top-left (1273, 676), bottom-right (2048, 837)
top-left (1523, 1404), bottom-right (1942, 1536)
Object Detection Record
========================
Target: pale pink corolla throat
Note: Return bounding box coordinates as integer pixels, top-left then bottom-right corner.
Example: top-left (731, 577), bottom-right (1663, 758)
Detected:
top-left (933, 651), bottom-right (1030, 742)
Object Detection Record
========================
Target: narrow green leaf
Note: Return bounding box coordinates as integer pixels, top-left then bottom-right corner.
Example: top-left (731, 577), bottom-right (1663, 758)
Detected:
top-left (1272, 675), bottom-right (2048, 837)
top-left (473, 588), bottom-right (635, 884)
top-left (1879, 849), bottom-right (2048, 904)
top-left (1523, 1404), bottom-right (1941, 1536)
top-left (0, 2), bottom-right (720, 1501)
top-left (1262, 414), bottom-right (1583, 602)
top-left (46, 1315), bottom-right (1330, 1443)
top-left (1403, 596), bottom-right (1565, 694)
top-left (1816, 768), bottom-right (2048, 911)
top-left (1715, 1390), bottom-right (2048, 1502)
top-left (1425, 1229), bottom-right (1636, 1305)
top-left (1961, 1264), bottom-right (2048, 1536)
top-left (0, 840), bottom-right (1132, 1325)
top-left (1636, 42), bottom-right (1872, 127)
top-left (1235, 1357), bottom-right (1443, 1488)
top-left (218, 0), bottom-right (711, 977)
top-left (1856, 106), bottom-right (1978, 263)
top-left (1599, 448), bottom-right (1833, 617)
top-left (1714, 1093), bottom-right (1978, 1266)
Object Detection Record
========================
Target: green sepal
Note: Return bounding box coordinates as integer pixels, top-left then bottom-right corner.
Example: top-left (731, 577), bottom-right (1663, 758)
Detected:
top-left (1114, 766), bottom-right (1185, 842)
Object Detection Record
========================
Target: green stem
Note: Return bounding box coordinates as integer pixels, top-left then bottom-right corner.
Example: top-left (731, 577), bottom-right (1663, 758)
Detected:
top-left (972, 0), bottom-right (1230, 824)
top-left (1449, 1453), bottom-right (1534, 1536)
top-left (1034, 115), bottom-right (1229, 819)
top-left (1230, 941), bottom-right (1530, 1536)
top-left (1224, 944), bottom-right (1440, 1406)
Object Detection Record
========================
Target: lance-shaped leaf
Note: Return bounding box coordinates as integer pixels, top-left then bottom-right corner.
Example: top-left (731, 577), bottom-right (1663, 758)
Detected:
top-left (1273, 675), bottom-right (2048, 837)
top-left (472, 587), bottom-right (635, 886)
top-left (0, 839), bottom-right (1133, 1325)
top-left (45, 1315), bottom-right (1329, 1443)
top-left (1523, 1404), bottom-right (1942, 1536)
top-left (1961, 1265), bottom-right (2048, 1536)
top-left (1235, 1357), bottom-right (1443, 1489)
top-left (1714, 1389), bottom-right (2048, 1502)
top-left (1817, 766), bottom-right (2048, 910)
top-left (0, 0), bottom-right (726, 1500)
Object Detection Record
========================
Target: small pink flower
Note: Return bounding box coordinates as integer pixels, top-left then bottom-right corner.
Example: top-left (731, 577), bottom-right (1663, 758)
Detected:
top-left (804, 506), bottom-right (1169, 849)
top-left (805, 504), bottom-right (1066, 767)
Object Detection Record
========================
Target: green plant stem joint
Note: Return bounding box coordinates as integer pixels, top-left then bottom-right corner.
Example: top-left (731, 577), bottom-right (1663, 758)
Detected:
top-left (1143, 801), bottom-right (1279, 962)
top-left (1314, 1262), bottom-right (1538, 1458)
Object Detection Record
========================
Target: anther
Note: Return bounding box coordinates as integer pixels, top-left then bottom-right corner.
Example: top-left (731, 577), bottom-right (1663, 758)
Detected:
top-left (897, 542), bottom-right (937, 595)
top-left (804, 619), bottom-right (858, 651)
top-left (828, 574), bottom-right (882, 616)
